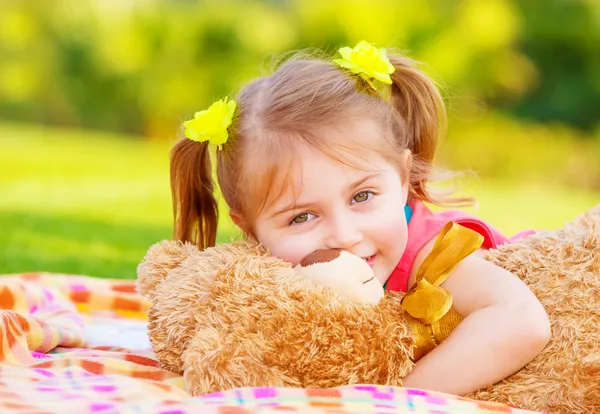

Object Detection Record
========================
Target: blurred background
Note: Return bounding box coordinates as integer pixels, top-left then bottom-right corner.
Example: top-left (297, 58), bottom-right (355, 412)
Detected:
top-left (1, 0), bottom-right (598, 279)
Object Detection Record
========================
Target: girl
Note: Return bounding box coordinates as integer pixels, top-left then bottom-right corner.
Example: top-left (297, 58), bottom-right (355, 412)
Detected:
top-left (169, 41), bottom-right (551, 395)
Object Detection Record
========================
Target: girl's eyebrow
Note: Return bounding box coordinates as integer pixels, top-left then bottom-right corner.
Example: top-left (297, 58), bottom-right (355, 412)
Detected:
top-left (349, 171), bottom-right (383, 190)
top-left (271, 171), bottom-right (383, 218)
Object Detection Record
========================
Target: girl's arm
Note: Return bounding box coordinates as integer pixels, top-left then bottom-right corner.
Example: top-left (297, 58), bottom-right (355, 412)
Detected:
top-left (400, 237), bottom-right (551, 396)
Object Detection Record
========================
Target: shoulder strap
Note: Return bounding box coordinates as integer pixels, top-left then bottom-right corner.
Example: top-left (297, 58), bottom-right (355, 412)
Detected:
top-left (401, 221), bottom-right (484, 360)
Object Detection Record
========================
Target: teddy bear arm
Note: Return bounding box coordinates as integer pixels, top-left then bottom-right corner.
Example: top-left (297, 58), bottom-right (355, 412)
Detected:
top-left (183, 326), bottom-right (301, 396)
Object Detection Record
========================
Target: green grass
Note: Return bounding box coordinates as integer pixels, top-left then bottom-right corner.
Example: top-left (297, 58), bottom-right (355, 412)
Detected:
top-left (1, 122), bottom-right (598, 279)
top-left (0, 123), bottom-right (238, 279)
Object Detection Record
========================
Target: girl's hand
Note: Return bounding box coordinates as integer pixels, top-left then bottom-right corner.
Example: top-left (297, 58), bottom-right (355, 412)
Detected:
top-left (401, 236), bottom-right (551, 395)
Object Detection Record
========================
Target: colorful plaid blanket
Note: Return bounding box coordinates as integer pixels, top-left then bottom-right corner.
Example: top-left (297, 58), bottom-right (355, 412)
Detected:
top-left (0, 273), bottom-right (544, 413)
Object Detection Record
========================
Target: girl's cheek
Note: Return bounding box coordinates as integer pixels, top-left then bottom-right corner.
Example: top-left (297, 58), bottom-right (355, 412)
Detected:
top-left (280, 252), bottom-right (304, 266)
top-left (263, 238), bottom-right (294, 264)
top-left (278, 237), bottom-right (314, 266)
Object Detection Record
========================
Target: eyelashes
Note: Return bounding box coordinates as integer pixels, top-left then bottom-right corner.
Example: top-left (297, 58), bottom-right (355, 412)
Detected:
top-left (290, 212), bottom-right (314, 225)
top-left (351, 190), bottom-right (374, 204)
top-left (287, 189), bottom-right (378, 226)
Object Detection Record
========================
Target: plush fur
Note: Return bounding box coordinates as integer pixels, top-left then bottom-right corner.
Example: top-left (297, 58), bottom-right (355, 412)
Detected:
top-left (137, 204), bottom-right (600, 413)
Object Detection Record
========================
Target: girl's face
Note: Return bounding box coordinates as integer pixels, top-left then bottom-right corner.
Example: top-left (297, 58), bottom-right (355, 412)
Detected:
top-left (250, 120), bottom-right (411, 286)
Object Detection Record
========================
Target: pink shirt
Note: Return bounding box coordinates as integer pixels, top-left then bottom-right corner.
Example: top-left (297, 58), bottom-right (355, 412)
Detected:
top-left (385, 198), bottom-right (535, 293)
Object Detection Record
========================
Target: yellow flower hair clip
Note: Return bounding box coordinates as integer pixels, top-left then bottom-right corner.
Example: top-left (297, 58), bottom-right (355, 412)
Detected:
top-left (183, 97), bottom-right (237, 149)
top-left (333, 41), bottom-right (395, 90)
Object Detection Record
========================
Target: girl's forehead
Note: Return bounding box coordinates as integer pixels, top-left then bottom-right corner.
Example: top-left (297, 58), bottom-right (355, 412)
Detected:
top-left (264, 145), bottom-right (391, 211)
top-left (245, 118), bottom-right (398, 219)
top-left (295, 143), bottom-right (387, 182)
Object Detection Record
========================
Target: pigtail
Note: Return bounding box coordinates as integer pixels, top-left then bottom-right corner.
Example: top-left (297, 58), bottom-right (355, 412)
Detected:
top-left (387, 54), bottom-right (447, 202)
top-left (170, 139), bottom-right (219, 250)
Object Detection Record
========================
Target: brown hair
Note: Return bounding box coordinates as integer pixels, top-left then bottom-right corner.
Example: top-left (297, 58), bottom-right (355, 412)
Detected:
top-left (170, 49), bottom-right (472, 250)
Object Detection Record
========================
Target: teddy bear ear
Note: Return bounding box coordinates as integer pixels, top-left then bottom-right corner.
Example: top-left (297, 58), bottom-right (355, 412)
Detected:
top-left (136, 240), bottom-right (198, 300)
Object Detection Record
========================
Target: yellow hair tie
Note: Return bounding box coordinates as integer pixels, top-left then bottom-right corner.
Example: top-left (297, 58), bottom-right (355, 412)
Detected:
top-left (333, 41), bottom-right (395, 90)
top-left (183, 97), bottom-right (237, 149)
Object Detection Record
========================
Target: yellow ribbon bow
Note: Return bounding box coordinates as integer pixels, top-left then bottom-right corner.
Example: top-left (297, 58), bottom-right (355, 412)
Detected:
top-left (401, 221), bottom-right (484, 361)
top-left (183, 97), bottom-right (237, 149)
top-left (333, 41), bottom-right (395, 90)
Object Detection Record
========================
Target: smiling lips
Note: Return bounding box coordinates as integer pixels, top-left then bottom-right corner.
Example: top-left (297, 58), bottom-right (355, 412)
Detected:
top-left (363, 254), bottom-right (376, 267)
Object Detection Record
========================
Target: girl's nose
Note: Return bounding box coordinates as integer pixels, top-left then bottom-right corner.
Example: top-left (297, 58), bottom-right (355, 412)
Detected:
top-left (325, 216), bottom-right (364, 250)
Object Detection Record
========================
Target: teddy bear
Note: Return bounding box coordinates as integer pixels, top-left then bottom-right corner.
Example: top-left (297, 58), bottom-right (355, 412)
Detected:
top-left (137, 204), bottom-right (600, 414)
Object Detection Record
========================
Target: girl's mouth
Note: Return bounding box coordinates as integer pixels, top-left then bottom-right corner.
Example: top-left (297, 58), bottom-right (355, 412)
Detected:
top-left (363, 254), bottom-right (376, 267)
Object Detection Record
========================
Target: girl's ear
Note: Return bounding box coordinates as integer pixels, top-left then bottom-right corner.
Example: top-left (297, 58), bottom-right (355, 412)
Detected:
top-left (229, 211), bottom-right (247, 232)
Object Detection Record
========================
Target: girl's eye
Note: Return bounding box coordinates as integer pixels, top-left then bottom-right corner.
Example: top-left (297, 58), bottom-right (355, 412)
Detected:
top-left (290, 212), bottom-right (314, 225)
top-left (352, 191), bottom-right (373, 204)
